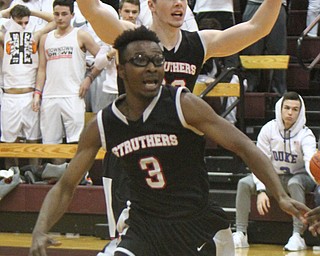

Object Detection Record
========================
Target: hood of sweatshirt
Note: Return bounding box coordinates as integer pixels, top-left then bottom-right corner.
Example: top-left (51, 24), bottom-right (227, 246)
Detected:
top-left (275, 95), bottom-right (306, 139)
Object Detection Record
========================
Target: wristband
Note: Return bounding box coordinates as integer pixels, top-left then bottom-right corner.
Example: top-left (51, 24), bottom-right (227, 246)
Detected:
top-left (256, 189), bottom-right (266, 195)
top-left (34, 89), bottom-right (42, 97)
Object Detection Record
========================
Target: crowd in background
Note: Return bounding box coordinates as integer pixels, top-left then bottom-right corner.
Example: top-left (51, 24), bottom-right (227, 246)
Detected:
top-left (0, 0), bottom-right (319, 162)
top-left (0, 0), bottom-right (319, 254)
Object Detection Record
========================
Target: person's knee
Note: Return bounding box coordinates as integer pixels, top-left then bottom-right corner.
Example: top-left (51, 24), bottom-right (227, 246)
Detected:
top-left (237, 177), bottom-right (253, 192)
top-left (287, 181), bottom-right (304, 194)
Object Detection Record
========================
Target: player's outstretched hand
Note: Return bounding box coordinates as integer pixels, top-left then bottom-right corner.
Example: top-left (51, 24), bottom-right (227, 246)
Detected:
top-left (278, 196), bottom-right (310, 222)
top-left (303, 206), bottom-right (320, 236)
top-left (29, 231), bottom-right (61, 256)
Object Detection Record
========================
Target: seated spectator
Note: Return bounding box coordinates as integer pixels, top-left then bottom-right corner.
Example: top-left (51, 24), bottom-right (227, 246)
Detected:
top-left (233, 91), bottom-right (317, 251)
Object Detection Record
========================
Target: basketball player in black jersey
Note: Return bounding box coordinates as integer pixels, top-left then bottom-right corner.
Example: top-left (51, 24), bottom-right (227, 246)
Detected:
top-left (30, 27), bottom-right (310, 256)
top-left (78, 0), bottom-right (300, 250)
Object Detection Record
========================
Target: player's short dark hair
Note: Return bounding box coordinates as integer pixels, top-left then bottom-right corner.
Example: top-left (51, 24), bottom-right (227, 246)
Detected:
top-left (281, 91), bottom-right (302, 108)
top-left (53, 0), bottom-right (74, 14)
top-left (113, 26), bottom-right (161, 64)
top-left (10, 4), bottom-right (31, 19)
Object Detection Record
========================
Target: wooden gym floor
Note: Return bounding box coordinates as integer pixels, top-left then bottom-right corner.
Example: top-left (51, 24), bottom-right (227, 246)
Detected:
top-left (1, 232), bottom-right (320, 256)
top-left (0, 232), bottom-right (104, 256)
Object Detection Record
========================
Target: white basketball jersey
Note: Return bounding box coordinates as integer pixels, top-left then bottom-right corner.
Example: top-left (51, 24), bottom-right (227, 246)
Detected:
top-left (2, 19), bottom-right (38, 89)
top-left (43, 28), bottom-right (86, 98)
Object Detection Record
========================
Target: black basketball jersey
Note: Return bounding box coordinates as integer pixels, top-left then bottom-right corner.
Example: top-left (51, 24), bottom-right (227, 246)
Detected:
top-left (98, 86), bottom-right (210, 219)
top-left (162, 30), bottom-right (204, 91)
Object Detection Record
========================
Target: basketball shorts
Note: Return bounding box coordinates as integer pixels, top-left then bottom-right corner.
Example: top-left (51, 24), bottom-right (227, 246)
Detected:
top-left (1, 92), bottom-right (40, 142)
top-left (40, 96), bottom-right (85, 144)
top-left (115, 203), bottom-right (234, 256)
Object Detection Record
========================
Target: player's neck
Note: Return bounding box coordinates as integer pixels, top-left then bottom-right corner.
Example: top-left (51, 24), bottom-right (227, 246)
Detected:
top-left (121, 97), bottom-right (152, 121)
top-left (55, 25), bottom-right (73, 38)
top-left (150, 23), bottom-right (180, 51)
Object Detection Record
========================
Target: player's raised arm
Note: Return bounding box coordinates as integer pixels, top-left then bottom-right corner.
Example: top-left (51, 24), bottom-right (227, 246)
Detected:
top-left (77, 0), bottom-right (136, 44)
top-left (201, 0), bottom-right (283, 60)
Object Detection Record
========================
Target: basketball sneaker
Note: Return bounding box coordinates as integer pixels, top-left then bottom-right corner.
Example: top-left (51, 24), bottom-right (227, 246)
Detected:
top-left (283, 233), bottom-right (307, 251)
top-left (232, 231), bottom-right (249, 248)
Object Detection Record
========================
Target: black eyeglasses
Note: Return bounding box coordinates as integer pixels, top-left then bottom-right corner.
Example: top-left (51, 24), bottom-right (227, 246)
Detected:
top-left (125, 54), bottom-right (165, 67)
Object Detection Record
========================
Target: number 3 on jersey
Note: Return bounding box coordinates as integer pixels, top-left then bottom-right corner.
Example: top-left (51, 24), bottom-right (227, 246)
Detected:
top-left (164, 78), bottom-right (186, 88)
top-left (140, 157), bottom-right (166, 189)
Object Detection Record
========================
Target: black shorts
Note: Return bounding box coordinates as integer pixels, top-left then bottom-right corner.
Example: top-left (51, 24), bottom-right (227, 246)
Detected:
top-left (115, 204), bottom-right (230, 256)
